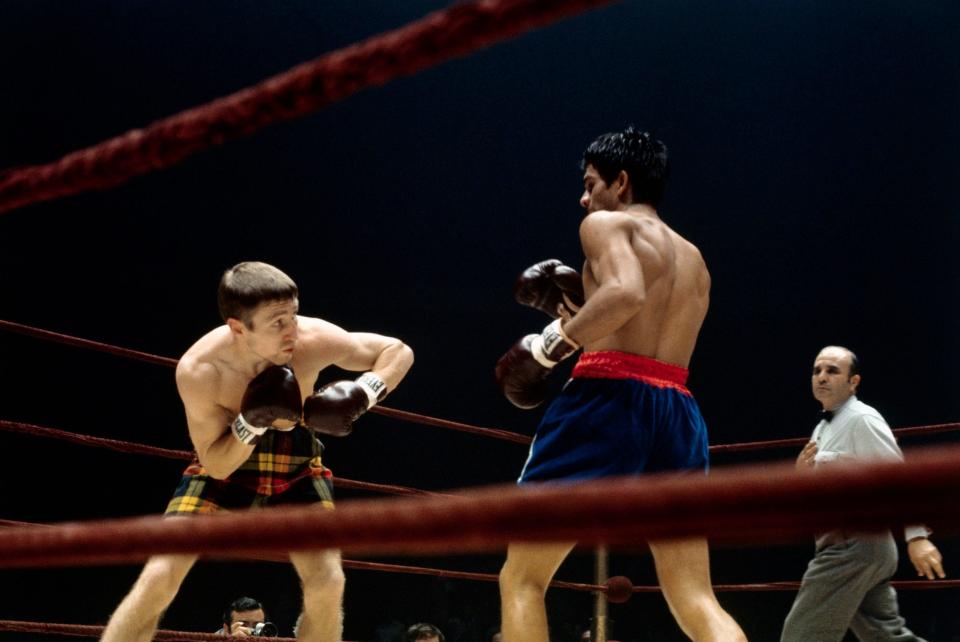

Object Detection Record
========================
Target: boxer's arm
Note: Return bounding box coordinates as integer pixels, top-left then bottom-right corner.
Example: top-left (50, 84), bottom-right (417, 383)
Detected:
top-left (332, 331), bottom-right (414, 394)
top-left (562, 212), bottom-right (654, 345)
top-left (176, 361), bottom-right (255, 479)
top-left (299, 318), bottom-right (414, 393)
top-left (300, 323), bottom-right (413, 435)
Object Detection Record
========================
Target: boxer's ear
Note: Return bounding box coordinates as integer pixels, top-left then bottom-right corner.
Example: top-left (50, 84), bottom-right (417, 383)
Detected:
top-left (227, 317), bottom-right (246, 335)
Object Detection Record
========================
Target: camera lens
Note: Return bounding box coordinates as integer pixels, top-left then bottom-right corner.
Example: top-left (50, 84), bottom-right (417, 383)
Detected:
top-left (252, 621), bottom-right (279, 636)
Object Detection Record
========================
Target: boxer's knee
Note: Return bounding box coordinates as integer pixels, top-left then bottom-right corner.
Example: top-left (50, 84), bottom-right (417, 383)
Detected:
top-left (499, 542), bottom-right (573, 600)
top-left (499, 562), bottom-right (549, 600)
top-left (131, 555), bottom-right (196, 610)
top-left (293, 550), bottom-right (345, 602)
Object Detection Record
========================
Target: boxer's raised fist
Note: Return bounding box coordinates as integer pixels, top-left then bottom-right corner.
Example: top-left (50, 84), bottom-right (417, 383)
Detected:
top-left (513, 259), bottom-right (585, 319)
top-left (303, 372), bottom-right (386, 436)
top-left (232, 365), bottom-right (303, 444)
top-left (495, 335), bottom-right (552, 409)
top-left (495, 319), bottom-right (579, 409)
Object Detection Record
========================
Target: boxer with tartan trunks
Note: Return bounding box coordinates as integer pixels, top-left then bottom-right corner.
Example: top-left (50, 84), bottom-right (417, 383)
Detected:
top-left (100, 261), bottom-right (414, 642)
top-left (166, 426), bottom-right (334, 515)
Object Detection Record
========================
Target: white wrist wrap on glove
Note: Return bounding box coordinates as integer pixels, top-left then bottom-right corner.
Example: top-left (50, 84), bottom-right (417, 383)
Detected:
top-left (232, 413), bottom-right (269, 445)
top-left (531, 319), bottom-right (580, 368)
top-left (530, 334), bottom-right (559, 368)
top-left (356, 372), bottom-right (387, 409)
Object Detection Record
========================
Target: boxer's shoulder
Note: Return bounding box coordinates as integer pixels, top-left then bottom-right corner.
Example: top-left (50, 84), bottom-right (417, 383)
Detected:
top-left (288, 317), bottom-right (352, 370)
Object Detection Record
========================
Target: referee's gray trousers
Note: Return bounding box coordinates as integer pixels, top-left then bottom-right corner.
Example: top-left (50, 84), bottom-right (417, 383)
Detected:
top-left (781, 531), bottom-right (926, 642)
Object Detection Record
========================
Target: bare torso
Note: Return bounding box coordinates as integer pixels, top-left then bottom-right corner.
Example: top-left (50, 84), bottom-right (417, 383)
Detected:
top-left (174, 314), bottom-right (401, 471)
top-left (579, 209), bottom-right (709, 367)
top-left (177, 321), bottom-right (330, 431)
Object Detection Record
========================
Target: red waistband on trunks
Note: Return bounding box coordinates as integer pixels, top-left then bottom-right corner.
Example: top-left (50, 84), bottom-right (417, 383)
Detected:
top-left (572, 351), bottom-right (691, 394)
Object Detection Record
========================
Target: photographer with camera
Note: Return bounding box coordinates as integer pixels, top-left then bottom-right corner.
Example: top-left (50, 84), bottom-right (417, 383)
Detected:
top-left (220, 596), bottom-right (279, 637)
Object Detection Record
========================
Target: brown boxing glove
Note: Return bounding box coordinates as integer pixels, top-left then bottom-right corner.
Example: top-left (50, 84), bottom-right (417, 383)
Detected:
top-left (513, 259), bottom-right (585, 319)
top-left (232, 365), bottom-right (303, 445)
top-left (302, 372), bottom-right (386, 436)
top-left (495, 319), bottom-right (579, 409)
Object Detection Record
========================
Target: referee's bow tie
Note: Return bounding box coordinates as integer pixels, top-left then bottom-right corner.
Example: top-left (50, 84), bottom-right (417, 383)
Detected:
top-left (820, 409), bottom-right (834, 422)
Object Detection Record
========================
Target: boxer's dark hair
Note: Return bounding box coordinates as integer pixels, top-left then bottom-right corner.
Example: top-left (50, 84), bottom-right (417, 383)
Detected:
top-left (218, 262), bottom-right (298, 327)
top-left (222, 596), bottom-right (265, 626)
top-left (406, 622), bottom-right (445, 642)
top-left (581, 126), bottom-right (669, 206)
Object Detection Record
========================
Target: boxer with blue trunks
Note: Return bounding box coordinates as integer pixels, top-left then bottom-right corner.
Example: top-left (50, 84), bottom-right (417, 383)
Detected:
top-left (494, 126), bottom-right (745, 642)
top-left (519, 351), bottom-right (708, 483)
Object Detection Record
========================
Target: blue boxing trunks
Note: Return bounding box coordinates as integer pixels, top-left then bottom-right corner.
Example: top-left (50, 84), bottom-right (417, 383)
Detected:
top-left (165, 426), bottom-right (334, 515)
top-left (519, 351), bottom-right (709, 483)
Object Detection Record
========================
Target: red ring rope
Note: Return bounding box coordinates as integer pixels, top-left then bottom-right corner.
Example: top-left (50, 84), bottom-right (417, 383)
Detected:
top-left (3, 319), bottom-right (957, 449)
top-left (340, 560), bottom-right (960, 594)
top-left (0, 445), bottom-right (956, 568)
top-left (4, 518), bottom-right (957, 596)
top-left (0, 418), bottom-right (435, 497)
top-left (0, 319), bottom-right (531, 445)
top-left (1, 325), bottom-right (957, 594)
top-left (2, 317), bottom-right (957, 599)
top-left (0, 354), bottom-right (956, 612)
top-left (0, 619), bottom-right (299, 641)
top-left (0, 0), bottom-right (620, 215)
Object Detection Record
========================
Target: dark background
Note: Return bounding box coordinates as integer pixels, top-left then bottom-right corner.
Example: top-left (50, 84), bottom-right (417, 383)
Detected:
top-left (1, 1), bottom-right (958, 640)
